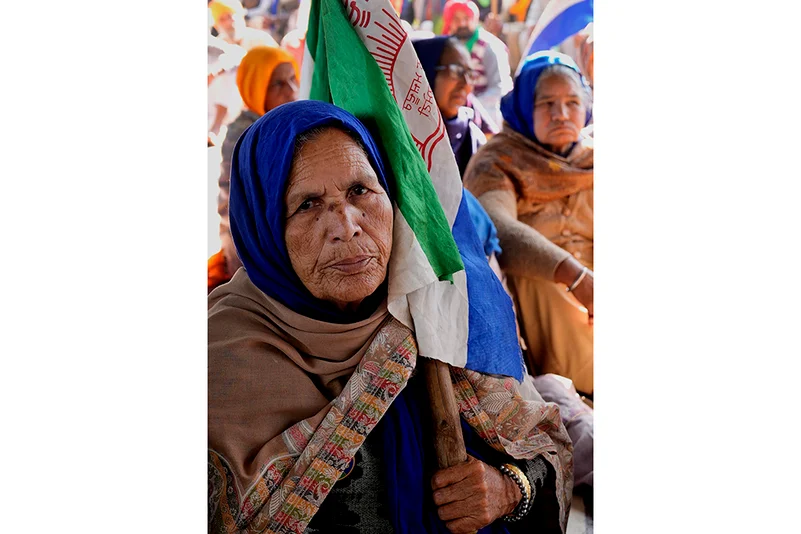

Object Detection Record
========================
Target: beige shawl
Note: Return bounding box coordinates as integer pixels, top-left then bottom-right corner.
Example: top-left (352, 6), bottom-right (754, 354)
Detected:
top-left (208, 268), bottom-right (391, 490)
top-left (209, 268), bottom-right (574, 533)
top-left (464, 127), bottom-right (594, 209)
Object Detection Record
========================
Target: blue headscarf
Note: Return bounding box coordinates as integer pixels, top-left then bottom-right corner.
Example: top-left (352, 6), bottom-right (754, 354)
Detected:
top-left (228, 100), bottom-right (393, 324)
top-left (500, 51), bottom-right (592, 142)
top-left (411, 36), bottom-right (450, 91)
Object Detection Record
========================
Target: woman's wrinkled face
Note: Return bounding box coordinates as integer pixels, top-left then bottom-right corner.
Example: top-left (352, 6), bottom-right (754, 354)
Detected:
top-left (532, 73), bottom-right (587, 155)
top-left (434, 43), bottom-right (474, 120)
top-left (284, 129), bottom-right (394, 312)
top-left (264, 62), bottom-right (299, 112)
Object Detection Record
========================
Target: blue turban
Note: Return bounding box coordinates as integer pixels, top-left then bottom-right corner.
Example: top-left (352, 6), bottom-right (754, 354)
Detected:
top-left (500, 51), bottom-right (592, 142)
top-left (228, 100), bottom-right (392, 324)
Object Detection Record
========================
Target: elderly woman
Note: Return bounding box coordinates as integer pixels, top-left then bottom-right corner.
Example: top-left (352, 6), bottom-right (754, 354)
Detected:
top-left (208, 101), bottom-right (573, 533)
top-left (463, 52), bottom-right (594, 396)
top-left (208, 45), bottom-right (299, 292)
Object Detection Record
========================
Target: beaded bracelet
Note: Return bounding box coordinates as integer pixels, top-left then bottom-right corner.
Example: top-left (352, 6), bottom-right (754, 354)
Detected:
top-left (498, 463), bottom-right (532, 522)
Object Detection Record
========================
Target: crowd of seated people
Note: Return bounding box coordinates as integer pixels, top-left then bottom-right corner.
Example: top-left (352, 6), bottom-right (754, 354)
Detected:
top-left (207, 1), bottom-right (595, 530)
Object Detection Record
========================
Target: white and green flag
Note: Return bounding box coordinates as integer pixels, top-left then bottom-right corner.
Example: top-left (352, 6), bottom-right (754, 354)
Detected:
top-left (299, 0), bottom-right (523, 379)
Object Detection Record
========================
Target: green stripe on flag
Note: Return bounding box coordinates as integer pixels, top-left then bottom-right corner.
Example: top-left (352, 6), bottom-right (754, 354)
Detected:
top-left (305, 0), bottom-right (333, 103)
top-left (311, 0), bottom-right (464, 281)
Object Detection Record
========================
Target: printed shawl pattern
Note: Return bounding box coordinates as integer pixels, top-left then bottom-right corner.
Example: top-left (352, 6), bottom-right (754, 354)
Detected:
top-left (209, 318), bottom-right (573, 533)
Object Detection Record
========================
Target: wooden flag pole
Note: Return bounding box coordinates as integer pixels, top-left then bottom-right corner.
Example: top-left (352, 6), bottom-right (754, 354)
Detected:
top-left (421, 357), bottom-right (468, 469)
top-left (421, 357), bottom-right (478, 534)
top-left (491, 0), bottom-right (499, 16)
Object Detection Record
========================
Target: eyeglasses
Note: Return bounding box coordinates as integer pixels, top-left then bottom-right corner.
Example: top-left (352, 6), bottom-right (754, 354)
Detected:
top-left (269, 77), bottom-right (299, 93)
top-left (434, 64), bottom-right (479, 85)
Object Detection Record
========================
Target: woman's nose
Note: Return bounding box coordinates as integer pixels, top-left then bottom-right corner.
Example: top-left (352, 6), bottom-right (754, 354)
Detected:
top-left (328, 203), bottom-right (362, 242)
top-left (551, 102), bottom-right (569, 120)
top-left (455, 76), bottom-right (472, 93)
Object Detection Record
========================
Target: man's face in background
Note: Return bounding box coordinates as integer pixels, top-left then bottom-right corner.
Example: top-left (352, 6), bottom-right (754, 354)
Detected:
top-left (449, 10), bottom-right (477, 40)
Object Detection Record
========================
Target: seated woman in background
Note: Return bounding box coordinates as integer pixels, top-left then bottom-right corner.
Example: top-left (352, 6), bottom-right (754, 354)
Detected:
top-left (208, 101), bottom-right (573, 533)
top-left (412, 36), bottom-right (496, 178)
top-left (208, 45), bottom-right (299, 292)
top-left (464, 51), bottom-right (594, 397)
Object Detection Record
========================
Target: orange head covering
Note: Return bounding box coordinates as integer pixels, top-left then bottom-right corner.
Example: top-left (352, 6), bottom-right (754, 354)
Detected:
top-left (236, 46), bottom-right (300, 116)
top-left (508, 0), bottom-right (532, 22)
top-left (209, 0), bottom-right (244, 24)
top-left (442, 0), bottom-right (479, 35)
top-left (208, 250), bottom-right (230, 293)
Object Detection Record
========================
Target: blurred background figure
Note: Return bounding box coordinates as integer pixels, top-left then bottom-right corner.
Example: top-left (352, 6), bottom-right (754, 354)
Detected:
top-left (442, 0), bottom-right (512, 127)
top-left (469, 0), bottom-right (493, 21)
top-left (208, 0), bottom-right (282, 145)
top-left (244, 0), bottom-right (303, 44)
top-left (208, 6), bottom-right (248, 146)
top-left (208, 63), bottom-right (244, 146)
top-left (559, 21), bottom-right (593, 89)
top-left (514, 0), bottom-right (593, 74)
top-left (208, 46), bottom-right (300, 292)
top-left (278, 0), bottom-right (310, 69)
top-left (280, 29), bottom-right (305, 70)
top-left (209, 0), bottom-right (278, 50)
top-left (464, 51), bottom-right (594, 397)
top-left (389, 0), bottom-right (405, 16)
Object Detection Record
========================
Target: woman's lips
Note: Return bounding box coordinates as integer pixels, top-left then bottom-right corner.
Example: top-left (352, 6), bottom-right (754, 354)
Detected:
top-left (328, 256), bottom-right (373, 274)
